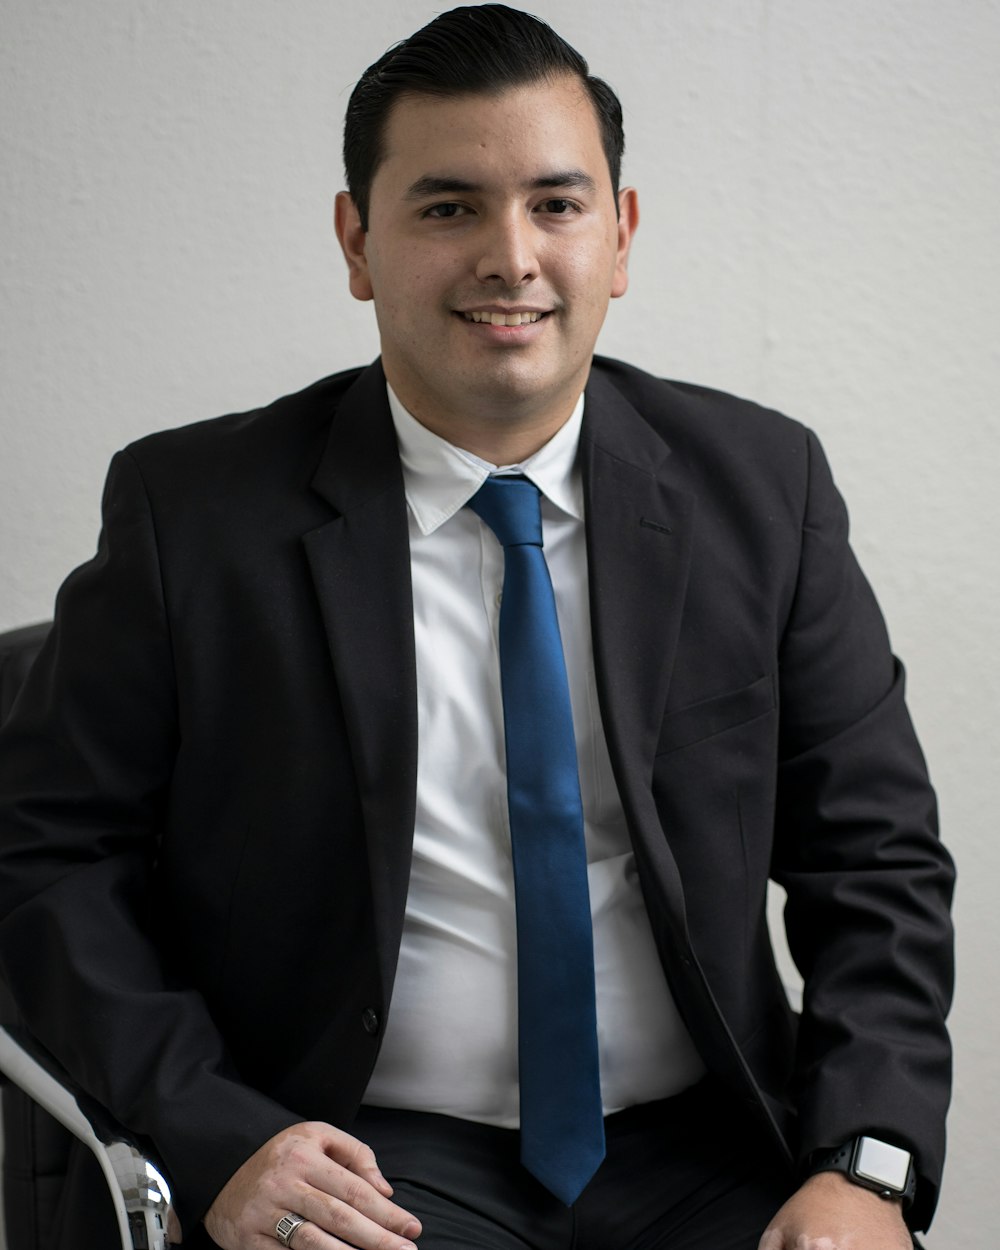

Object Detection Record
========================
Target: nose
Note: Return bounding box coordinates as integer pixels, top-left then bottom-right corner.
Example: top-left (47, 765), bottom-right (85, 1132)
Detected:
top-left (475, 210), bottom-right (539, 288)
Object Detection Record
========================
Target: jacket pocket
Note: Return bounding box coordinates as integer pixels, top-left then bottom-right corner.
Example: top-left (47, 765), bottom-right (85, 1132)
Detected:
top-left (656, 673), bottom-right (775, 756)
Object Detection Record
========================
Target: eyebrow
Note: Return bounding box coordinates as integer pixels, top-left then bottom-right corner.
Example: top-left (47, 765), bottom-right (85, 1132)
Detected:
top-left (403, 169), bottom-right (599, 200)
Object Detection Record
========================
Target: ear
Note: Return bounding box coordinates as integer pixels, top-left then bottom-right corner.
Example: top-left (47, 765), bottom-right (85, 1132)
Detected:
top-left (611, 187), bottom-right (639, 299)
top-left (334, 191), bottom-right (374, 302)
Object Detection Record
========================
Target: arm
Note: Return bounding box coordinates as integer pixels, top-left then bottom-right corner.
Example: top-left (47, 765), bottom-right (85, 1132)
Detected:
top-left (0, 452), bottom-right (297, 1229)
top-left (771, 430), bottom-right (954, 1233)
top-left (0, 452), bottom-right (418, 1247)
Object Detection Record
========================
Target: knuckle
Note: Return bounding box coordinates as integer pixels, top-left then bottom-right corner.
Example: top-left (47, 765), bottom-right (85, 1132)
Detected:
top-left (342, 1134), bottom-right (376, 1169)
top-left (355, 1139), bottom-right (378, 1166)
top-left (322, 1199), bottom-right (355, 1236)
top-left (340, 1174), bottom-right (370, 1210)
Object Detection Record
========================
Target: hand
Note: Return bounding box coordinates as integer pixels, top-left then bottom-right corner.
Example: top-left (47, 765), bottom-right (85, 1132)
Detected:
top-left (758, 1171), bottom-right (912, 1249)
top-left (203, 1121), bottom-right (422, 1250)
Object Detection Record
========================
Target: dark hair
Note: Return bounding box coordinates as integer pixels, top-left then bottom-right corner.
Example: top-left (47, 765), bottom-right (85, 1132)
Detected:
top-left (343, 4), bottom-right (625, 229)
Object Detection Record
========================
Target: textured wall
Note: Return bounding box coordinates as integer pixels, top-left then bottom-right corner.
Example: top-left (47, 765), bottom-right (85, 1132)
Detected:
top-left (2, 1), bottom-right (998, 1243)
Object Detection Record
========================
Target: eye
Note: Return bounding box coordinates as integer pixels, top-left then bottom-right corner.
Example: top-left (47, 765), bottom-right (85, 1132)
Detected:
top-left (537, 198), bottom-right (578, 215)
top-left (423, 203), bottom-right (468, 220)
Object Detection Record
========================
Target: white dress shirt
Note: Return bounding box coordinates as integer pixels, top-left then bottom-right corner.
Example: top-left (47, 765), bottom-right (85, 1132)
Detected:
top-left (362, 385), bottom-right (705, 1126)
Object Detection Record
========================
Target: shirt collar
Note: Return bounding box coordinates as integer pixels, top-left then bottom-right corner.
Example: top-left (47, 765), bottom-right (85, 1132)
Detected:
top-left (387, 383), bottom-right (585, 536)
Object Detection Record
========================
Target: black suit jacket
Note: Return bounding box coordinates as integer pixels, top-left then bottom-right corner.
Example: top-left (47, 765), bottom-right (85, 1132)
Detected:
top-left (0, 357), bottom-right (954, 1233)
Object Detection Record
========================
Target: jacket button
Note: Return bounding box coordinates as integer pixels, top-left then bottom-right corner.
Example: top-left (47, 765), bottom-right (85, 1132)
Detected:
top-left (361, 1007), bottom-right (380, 1036)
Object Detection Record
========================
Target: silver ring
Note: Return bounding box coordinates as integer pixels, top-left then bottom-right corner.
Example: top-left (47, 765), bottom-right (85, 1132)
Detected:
top-left (275, 1212), bottom-right (308, 1246)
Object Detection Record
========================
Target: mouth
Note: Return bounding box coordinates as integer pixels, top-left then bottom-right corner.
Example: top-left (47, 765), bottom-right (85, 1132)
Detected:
top-left (459, 309), bottom-right (550, 326)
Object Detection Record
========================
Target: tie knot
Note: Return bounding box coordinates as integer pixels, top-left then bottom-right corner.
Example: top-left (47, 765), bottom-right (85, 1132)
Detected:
top-left (467, 476), bottom-right (543, 548)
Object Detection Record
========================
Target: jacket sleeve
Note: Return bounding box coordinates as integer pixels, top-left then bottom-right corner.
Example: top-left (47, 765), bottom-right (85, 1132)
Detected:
top-left (0, 450), bottom-right (301, 1233)
top-left (772, 429), bottom-right (955, 1231)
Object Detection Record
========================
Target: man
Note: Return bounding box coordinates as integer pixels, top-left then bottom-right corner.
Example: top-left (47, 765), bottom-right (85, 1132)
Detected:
top-left (0, 6), bottom-right (953, 1249)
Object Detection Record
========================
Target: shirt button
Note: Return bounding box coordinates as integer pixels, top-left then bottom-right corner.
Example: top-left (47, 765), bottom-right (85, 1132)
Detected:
top-left (495, 592), bottom-right (503, 607)
top-left (361, 1007), bottom-right (380, 1036)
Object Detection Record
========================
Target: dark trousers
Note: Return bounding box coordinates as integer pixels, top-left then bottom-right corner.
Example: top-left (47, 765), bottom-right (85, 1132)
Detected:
top-left (46, 1081), bottom-right (925, 1248)
top-left (354, 1079), bottom-right (795, 1250)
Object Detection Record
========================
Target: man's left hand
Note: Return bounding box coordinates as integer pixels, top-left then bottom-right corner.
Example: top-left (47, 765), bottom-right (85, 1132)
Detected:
top-left (758, 1171), bottom-right (912, 1249)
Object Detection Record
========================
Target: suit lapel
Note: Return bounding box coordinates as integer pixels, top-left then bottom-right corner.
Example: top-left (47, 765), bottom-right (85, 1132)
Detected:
top-left (302, 361), bottom-right (417, 1002)
top-left (580, 365), bottom-right (701, 959)
top-left (581, 367), bottom-right (694, 807)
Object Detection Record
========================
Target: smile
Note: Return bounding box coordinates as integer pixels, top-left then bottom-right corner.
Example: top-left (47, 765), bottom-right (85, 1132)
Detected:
top-left (461, 310), bottom-right (546, 326)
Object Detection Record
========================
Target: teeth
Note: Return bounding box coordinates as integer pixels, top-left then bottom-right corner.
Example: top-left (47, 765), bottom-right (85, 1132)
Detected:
top-left (463, 310), bottom-right (544, 326)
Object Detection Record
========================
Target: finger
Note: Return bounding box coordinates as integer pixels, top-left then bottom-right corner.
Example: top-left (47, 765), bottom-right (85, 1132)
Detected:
top-left (298, 1164), bottom-right (422, 1241)
top-left (322, 1127), bottom-right (397, 1198)
top-left (280, 1203), bottom-right (419, 1250)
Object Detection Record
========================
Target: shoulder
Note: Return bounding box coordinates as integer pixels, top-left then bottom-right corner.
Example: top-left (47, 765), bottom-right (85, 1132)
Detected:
top-left (591, 355), bottom-right (810, 452)
top-left (588, 355), bottom-right (821, 505)
top-left (95, 364), bottom-right (382, 554)
top-left (119, 365), bottom-right (370, 496)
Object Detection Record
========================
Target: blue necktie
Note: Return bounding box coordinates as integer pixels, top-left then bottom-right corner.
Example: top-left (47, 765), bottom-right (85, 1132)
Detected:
top-left (467, 475), bottom-right (605, 1205)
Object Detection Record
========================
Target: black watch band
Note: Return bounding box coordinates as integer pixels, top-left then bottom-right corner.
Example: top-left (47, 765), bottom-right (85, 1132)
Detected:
top-left (809, 1136), bottom-right (917, 1208)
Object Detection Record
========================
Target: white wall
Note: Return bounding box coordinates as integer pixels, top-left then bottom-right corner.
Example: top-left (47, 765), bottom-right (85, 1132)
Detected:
top-left (2, 2), bottom-right (997, 1243)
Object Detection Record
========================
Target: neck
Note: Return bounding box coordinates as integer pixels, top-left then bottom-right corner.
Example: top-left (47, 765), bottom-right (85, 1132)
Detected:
top-left (415, 412), bottom-right (573, 465)
top-left (386, 380), bottom-right (584, 465)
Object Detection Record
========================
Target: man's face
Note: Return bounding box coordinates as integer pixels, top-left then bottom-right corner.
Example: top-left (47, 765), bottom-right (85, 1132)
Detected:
top-left (336, 74), bottom-right (638, 456)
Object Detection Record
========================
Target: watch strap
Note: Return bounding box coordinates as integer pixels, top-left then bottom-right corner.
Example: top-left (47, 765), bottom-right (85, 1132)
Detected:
top-left (809, 1137), bottom-right (917, 1208)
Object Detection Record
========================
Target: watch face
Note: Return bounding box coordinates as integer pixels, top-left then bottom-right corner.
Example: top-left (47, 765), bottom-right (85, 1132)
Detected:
top-left (854, 1136), bottom-right (911, 1192)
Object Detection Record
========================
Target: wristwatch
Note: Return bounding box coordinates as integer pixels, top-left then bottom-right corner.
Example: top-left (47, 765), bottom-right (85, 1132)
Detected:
top-left (809, 1136), bottom-right (917, 1207)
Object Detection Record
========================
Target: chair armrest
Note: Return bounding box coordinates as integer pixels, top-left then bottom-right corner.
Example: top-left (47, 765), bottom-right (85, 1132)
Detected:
top-left (0, 1024), bottom-right (173, 1250)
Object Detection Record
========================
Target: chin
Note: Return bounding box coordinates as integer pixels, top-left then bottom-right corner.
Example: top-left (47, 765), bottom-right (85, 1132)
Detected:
top-left (464, 361), bottom-right (562, 406)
